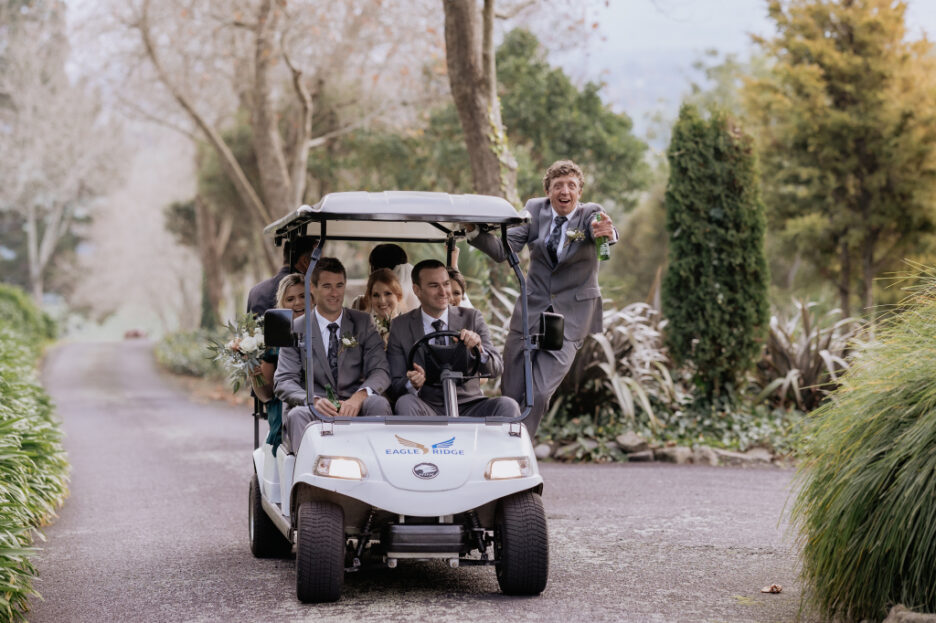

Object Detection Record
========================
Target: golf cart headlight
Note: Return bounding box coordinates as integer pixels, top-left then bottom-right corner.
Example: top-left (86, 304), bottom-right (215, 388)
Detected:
top-left (485, 457), bottom-right (532, 480)
top-left (314, 456), bottom-right (367, 480)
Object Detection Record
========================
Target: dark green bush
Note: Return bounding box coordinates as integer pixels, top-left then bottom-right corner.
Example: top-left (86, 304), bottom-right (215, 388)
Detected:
top-left (0, 286), bottom-right (68, 621)
top-left (0, 285), bottom-right (56, 350)
top-left (662, 105), bottom-right (769, 400)
top-left (154, 329), bottom-right (225, 379)
top-left (793, 270), bottom-right (936, 621)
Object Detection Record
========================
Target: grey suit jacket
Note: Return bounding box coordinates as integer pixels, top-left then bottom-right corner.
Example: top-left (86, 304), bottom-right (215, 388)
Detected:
top-left (387, 306), bottom-right (503, 409)
top-left (246, 265), bottom-right (291, 316)
top-left (274, 307), bottom-right (390, 407)
top-left (469, 197), bottom-right (612, 342)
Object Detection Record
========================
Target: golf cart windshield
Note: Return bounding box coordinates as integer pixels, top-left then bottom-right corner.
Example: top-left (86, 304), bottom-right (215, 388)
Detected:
top-left (264, 191), bottom-right (536, 426)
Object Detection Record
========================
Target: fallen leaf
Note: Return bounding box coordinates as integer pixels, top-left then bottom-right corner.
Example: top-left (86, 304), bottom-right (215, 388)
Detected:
top-left (761, 584), bottom-right (782, 594)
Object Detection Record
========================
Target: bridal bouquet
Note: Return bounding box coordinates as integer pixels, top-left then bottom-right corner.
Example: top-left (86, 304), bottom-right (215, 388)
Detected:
top-left (207, 313), bottom-right (267, 393)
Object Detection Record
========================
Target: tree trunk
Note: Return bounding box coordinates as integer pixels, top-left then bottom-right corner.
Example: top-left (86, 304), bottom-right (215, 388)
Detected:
top-left (25, 203), bottom-right (42, 304)
top-left (253, 0), bottom-right (294, 218)
top-left (861, 231), bottom-right (876, 315)
top-left (195, 197), bottom-right (224, 328)
top-left (838, 239), bottom-right (851, 318)
top-left (442, 0), bottom-right (519, 205)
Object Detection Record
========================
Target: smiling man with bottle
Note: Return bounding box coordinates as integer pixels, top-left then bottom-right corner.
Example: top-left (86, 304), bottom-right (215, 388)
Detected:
top-left (466, 160), bottom-right (617, 436)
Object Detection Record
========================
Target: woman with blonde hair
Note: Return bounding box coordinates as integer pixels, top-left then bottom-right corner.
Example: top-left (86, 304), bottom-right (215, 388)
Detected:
top-left (252, 273), bottom-right (306, 453)
top-left (363, 268), bottom-right (403, 347)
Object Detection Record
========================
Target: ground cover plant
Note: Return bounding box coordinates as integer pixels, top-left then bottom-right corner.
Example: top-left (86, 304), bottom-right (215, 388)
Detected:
top-left (0, 285), bottom-right (69, 622)
top-left (154, 328), bottom-right (226, 379)
top-left (793, 269), bottom-right (936, 621)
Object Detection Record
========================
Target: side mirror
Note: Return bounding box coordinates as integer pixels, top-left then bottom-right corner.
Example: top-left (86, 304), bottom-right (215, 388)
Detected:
top-left (537, 312), bottom-right (564, 351)
top-left (264, 309), bottom-right (295, 347)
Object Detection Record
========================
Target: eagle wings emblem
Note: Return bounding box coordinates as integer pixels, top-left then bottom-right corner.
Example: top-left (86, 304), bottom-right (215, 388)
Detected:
top-left (395, 435), bottom-right (429, 454)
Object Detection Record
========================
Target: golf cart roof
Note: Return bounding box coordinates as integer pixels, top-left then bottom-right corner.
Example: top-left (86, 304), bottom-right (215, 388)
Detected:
top-left (263, 191), bottom-right (527, 244)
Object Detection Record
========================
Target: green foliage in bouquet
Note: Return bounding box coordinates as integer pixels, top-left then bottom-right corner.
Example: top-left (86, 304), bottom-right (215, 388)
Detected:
top-left (206, 313), bottom-right (267, 394)
top-left (793, 268), bottom-right (936, 621)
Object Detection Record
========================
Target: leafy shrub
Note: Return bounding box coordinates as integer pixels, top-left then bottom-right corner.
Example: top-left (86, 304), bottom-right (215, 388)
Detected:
top-left (756, 300), bottom-right (859, 410)
top-left (662, 105), bottom-right (769, 399)
top-left (546, 302), bottom-right (688, 433)
top-left (793, 272), bottom-right (936, 621)
top-left (0, 287), bottom-right (68, 621)
top-left (0, 284), bottom-right (56, 352)
top-left (154, 329), bottom-right (225, 379)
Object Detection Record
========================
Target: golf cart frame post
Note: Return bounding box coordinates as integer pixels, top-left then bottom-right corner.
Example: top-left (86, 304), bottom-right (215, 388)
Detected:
top-left (261, 191), bottom-right (561, 430)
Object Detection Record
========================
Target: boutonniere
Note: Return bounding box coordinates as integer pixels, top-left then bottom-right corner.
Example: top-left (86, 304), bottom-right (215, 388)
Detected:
top-left (339, 333), bottom-right (359, 353)
top-left (564, 228), bottom-right (586, 248)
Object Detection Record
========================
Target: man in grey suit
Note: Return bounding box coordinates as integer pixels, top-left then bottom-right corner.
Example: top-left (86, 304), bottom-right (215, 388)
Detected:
top-left (387, 259), bottom-right (519, 419)
top-left (274, 257), bottom-right (392, 451)
top-left (467, 160), bottom-right (617, 436)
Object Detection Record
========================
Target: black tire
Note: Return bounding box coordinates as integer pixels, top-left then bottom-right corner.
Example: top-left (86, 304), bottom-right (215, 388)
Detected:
top-left (249, 474), bottom-right (291, 558)
top-left (295, 501), bottom-right (345, 603)
top-left (494, 491), bottom-right (549, 595)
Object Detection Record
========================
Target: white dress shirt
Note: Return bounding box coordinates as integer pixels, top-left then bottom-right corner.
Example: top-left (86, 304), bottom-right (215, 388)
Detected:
top-left (313, 307), bottom-right (372, 396)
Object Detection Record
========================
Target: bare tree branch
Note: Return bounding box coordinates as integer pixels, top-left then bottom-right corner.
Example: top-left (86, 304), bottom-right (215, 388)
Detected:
top-left (282, 43), bottom-right (313, 207)
top-left (116, 94), bottom-right (200, 141)
top-left (138, 0), bottom-right (273, 226)
top-left (494, 0), bottom-right (536, 20)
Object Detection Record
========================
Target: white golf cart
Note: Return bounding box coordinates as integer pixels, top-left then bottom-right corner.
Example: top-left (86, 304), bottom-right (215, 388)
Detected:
top-left (248, 192), bottom-right (564, 603)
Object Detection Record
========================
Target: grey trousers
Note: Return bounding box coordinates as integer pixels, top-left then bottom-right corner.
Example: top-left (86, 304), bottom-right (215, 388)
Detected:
top-left (395, 393), bottom-right (520, 418)
top-left (501, 330), bottom-right (580, 437)
top-left (285, 395), bottom-right (392, 453)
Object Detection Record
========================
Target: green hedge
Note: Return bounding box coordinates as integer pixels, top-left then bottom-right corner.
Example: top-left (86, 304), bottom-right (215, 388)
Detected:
top-left (0, 285), bottom-right (68, 622)
top-left (154, 329), bottom-right (225, 379)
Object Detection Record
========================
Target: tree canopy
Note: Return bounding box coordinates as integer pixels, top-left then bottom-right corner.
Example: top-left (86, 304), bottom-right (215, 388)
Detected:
top-left (745, 0), bottom-right (936, 317)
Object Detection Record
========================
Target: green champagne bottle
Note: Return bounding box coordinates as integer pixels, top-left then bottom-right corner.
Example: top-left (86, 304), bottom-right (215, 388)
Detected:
top-left (594, 212), bottom-right (611, 261)
top-left (325, 384), bottom-right (341, 411)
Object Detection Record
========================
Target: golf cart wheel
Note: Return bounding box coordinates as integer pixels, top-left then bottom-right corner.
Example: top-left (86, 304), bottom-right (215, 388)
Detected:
top-left (249, 474), bottom-right (290, 558)
top-left (494, 491), bottom-right (549, 595)
top-left (296, 501), bottom-right (345, 603)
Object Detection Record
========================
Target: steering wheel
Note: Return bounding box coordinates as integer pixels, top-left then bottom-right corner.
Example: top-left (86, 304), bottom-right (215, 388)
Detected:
top-left (406, 330), bottom-right (482, 386)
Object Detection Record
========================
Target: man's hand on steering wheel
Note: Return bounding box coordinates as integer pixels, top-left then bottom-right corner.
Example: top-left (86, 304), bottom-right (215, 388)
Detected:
top-left (457, 328), bottom-right (483, 354)
top-left (406, 330), bottom-right (483, 387)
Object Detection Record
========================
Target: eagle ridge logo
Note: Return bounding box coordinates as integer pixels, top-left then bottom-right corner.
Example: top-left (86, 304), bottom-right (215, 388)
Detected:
top-left (387, 435), bottom-right (465, 456)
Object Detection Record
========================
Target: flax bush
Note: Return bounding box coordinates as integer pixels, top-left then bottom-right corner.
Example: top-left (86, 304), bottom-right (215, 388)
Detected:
top-left (0, 285), bottom-right (68, 621)
top-left (793, 270), bottom-right (936, 621)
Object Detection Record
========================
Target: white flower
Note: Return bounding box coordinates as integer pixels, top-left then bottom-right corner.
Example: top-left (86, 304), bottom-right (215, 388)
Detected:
top-left (339, 333), bottom-right (359, 352)
top-left (239, 336), bottom-right (258, 354)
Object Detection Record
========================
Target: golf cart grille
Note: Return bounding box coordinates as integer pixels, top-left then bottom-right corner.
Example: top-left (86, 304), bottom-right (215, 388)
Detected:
top-left (381, 524), bottom-right (467, 554)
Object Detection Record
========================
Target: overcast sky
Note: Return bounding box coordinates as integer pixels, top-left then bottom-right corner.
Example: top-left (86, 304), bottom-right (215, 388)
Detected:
top-left (549, 0), bottom-right (936, 141)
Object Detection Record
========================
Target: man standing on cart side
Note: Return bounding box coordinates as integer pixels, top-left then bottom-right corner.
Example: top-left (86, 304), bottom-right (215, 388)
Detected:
top-left (466, 160), bottom-right (617, 436)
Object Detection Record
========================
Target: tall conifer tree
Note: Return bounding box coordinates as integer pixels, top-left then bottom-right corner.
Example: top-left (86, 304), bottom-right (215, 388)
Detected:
top-left (662, 105), bottom-right (769, 400)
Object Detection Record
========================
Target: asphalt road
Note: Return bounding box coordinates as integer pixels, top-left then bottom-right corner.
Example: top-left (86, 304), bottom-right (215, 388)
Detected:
top-left (30, 340), bottom-right (816, 623)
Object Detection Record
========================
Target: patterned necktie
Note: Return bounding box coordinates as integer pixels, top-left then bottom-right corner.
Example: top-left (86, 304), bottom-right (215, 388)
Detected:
top-left (327, 322), bottom-right (340, 383)
top-left (546, 215), bottom-right (568, 264)
top-left (432, 319), bottom-right (446, 345)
